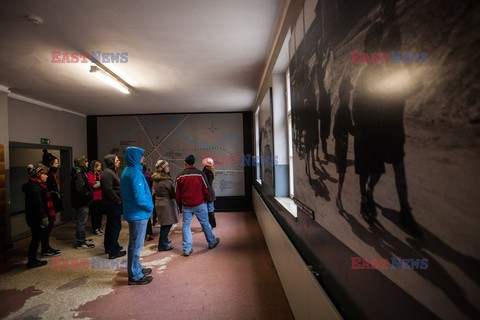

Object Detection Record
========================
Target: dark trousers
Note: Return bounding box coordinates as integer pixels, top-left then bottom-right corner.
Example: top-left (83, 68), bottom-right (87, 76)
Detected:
top-left (40, 217), bottom-right (54, 253)
top-left (392, 161), bottom-right (410, 210)
top-left (152, 206), bottom-right (157, 225)
top-left (158, 225), bottom-right (172, 249)
top-left (28, 225), bottom-right (43, 263)
top-left (104, 203), bottom-right (122, 255)
top-left (90, 200), bottom-right (104, 231)
top-left (146, 216), bottom-right (153, 236)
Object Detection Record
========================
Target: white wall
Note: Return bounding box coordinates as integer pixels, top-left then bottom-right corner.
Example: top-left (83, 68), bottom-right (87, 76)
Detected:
top-left (8, 98), bottom-right (87, 156)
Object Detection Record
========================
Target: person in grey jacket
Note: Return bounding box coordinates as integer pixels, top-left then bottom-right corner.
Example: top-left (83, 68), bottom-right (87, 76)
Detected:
top-left (152, 160), bottom-right (178, 251)
top-left (101, 154), bottom-right (125, 259)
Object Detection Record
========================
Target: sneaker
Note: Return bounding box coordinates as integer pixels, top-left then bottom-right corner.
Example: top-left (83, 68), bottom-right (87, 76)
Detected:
top-left (142, 268), bottom-right (152, 275)
top-left (41, 250), bottom-right (61, 257)
top-left (208, 238), bottom-right (220, 249)
top-left (77, 242), bottom-right (95, 249)
top-left (49, 247), bottom-right (61, 254)
top-left (94, 229), bottom-right (104, 235)
top-left (128, 275), bottom-right (153, 285)
top-left (183, 250), bottom-right (193, 257)
top-left (109, 250), bottom-right (126, 259)
top-left (158, 245), bottom-right (174, 252)
top-left (26, 260), bottom-right (48, 269)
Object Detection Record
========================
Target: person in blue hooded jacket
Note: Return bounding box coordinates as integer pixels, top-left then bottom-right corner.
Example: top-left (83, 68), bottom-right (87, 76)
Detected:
top-left (120, 147), bottom-right (154, 285)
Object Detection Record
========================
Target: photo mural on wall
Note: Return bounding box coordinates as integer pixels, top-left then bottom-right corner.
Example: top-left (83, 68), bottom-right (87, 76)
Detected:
top-left (289, 0), bottom-right (480, 318)
top-left (258, 88), bottom-right (275, 195)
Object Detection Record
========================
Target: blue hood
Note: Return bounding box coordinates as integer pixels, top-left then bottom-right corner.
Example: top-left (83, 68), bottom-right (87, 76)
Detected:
top-left (125, 147), bottom-right (144, 169)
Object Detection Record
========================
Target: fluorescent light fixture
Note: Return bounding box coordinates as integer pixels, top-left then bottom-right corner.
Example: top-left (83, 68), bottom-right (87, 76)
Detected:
top-left (89, 65), bottom-right (130, 94)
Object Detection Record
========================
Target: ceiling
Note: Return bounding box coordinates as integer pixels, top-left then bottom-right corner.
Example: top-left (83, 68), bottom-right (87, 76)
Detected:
top-left (0, 0), bottom-right (286, 115)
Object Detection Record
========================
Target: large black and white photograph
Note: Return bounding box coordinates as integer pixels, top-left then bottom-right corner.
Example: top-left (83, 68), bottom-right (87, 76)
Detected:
top-left (289, 0), bottom-right (480, 318)
top-left (258, 88), bottom-right (275, 196)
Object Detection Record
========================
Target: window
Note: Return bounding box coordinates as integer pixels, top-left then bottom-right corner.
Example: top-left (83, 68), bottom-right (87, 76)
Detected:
top-left (286, 69), bottom-right (294, 198)
top-left (255, 106), bottom-right (261, 183)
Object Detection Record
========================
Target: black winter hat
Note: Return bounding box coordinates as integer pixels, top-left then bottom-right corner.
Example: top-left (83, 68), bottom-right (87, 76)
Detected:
top-left (184, 155), bottom-right (195, 166)
top-left (42, 149), bottom-right (57, 166)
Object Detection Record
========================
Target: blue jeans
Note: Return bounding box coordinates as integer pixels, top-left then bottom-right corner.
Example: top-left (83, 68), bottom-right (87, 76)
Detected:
top-left (127, 219), bottom-right (148, 281)
top-left (75, 206), bottom-right (89, 245)
top-left (206, 201), bottom-right (215, 212)
top-left (182, 203), bottom-right (216, 253)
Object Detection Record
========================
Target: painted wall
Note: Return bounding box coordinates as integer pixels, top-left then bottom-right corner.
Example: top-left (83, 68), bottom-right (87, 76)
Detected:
top-left (0, 92), bottom-right (7, 256)
top-left (96, 113), bottom-right (245, 197)
top-left (8, 98), bottom-right (87, 157)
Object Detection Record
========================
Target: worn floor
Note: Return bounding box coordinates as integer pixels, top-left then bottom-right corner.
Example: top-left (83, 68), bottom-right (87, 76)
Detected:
top-left (0, 211), bottom-right (294, 320)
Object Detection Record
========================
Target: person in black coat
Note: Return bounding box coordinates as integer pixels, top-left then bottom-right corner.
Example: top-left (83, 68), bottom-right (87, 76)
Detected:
top-left (22, 165), bottom-right (51, 268)
top-left (101, 154), bottom-right (125, 259)
top-left (143, 164), bottom-right (155, 241)
top-left (71, 156), bottom-right (94, 249)
top-left (202, 158), bottom-right (217, 228)
top-left (316, 44), bottom-right (333, 162)
top-left (41, 150), bottom-right (62, 256)
top-left (352, 22), bottom-right (385, 224)
top-left (333, 77), bottom-right (354, 212)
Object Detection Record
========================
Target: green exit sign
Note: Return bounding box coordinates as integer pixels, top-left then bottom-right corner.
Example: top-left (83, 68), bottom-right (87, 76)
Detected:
top-left (40, 138), bottom-right (50, 145)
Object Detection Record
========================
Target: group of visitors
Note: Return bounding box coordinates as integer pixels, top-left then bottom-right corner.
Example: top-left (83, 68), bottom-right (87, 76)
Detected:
top-left (22, 147), bottom-right (219, 286)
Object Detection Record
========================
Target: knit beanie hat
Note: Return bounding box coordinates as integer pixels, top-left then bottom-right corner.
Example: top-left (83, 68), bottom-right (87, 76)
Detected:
top-left (42, 149), bottom-right (57, 166)
top-left (155, 160), bottom-right (168, 171)
top-left (201, 157), bottom-right (214, 167)
top-left (74, 156), bottom-right (88, 169)
top-left (184, 155), bottom-right (195, 166)
top-left (27, 164), bottom-right (44, 177)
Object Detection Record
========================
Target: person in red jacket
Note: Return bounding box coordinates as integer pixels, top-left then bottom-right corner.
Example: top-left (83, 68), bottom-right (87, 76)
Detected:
top-left (175, 155), bottom-right (219, 256)
top-left (87, 160), bottom-right (104, 235)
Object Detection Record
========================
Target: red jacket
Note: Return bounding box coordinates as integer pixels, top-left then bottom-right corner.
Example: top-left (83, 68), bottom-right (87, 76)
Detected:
top-left (87, 171), bottom-right (102, 201)
top-left (175, 166), bottom-right (210, 207)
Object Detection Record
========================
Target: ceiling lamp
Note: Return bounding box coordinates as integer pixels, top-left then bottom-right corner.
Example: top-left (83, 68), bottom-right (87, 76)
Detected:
top-left (0, 14), bottom-right (43, 25)
top-left (89, 65), bottom-right (131, 94)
